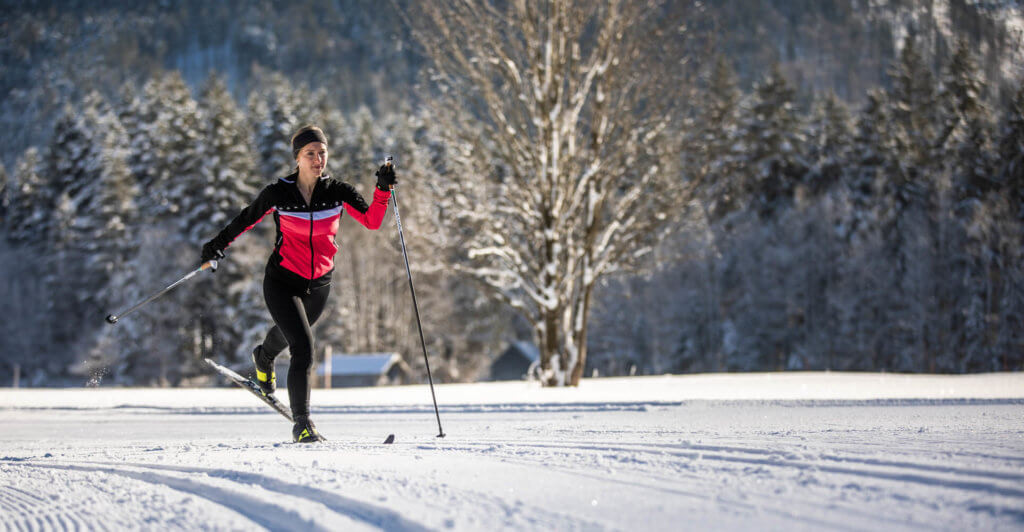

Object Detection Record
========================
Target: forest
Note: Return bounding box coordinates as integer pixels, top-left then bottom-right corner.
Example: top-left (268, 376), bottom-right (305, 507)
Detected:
top-left (0, 0), bottom-right (1021, 386)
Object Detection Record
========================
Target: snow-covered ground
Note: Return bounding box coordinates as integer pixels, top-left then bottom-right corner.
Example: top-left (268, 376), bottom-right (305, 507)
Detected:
top-left (1, 372), bottom-right (1022, 531)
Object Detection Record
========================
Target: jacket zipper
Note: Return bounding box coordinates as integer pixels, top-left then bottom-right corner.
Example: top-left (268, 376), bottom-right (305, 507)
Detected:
top-left (306, 181), bottom-right (316, 295)
top-left (291, 179), bottom-right (317, 295)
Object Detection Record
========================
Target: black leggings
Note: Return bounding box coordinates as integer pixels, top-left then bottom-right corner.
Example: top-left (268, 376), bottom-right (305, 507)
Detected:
top-left (261, 274), bottom-right (330, 420)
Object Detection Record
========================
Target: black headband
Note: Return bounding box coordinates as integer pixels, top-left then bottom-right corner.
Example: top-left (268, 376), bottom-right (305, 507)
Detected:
top-left (292, 129), bottom-right (328, 158)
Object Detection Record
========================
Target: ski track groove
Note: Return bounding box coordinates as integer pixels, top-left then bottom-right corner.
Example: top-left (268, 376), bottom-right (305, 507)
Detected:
top-left (494, 452), bottom-right (872, 532)
top-left (46, 512), bottom-right (61, 532)
top-left (539, 445), bottom-right (898, 531)
top-left (403, 441), bottom-right (876, 531)
top-left (3, 475), bottom-right (111, 532)
top-left (591, 439), bottom-right (1024, 484)
top-left (0, 486), bottom-right (45, 532)
top-left (97, 460), bottom-right (433, 532)
top-left (435, 438), bottom-right (1024, 525)
top-left (526, 448), bottom-right (901, 530)
top-left (10, 460), bottom-right (431, 532)
top-left (9, 462), bottom-right (305, 532)
top-left (5, 396), bottom-right (1023, 531)
top-left (534, 445), bottom-right (917, 531)
top-left (459, 438), bottom-right (1024, 498)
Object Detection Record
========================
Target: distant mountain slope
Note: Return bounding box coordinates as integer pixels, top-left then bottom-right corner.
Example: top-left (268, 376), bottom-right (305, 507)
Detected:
top-left (0, 0), bottom-right (1020, 167)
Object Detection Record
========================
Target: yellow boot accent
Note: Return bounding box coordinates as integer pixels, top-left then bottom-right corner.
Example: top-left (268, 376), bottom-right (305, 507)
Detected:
top-left (256, 368), bottom-right (275, 386)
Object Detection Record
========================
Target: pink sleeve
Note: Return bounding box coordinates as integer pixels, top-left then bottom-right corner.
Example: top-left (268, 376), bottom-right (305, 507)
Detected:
top-left (344, 187), bottom-right (391, 230)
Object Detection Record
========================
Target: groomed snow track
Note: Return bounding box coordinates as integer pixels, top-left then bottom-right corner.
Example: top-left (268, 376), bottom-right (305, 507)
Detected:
top-left (1, 373), bottom-right (1022, 531)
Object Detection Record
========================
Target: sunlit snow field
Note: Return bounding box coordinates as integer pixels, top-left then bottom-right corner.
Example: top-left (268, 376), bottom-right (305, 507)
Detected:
top-left (1, 372), bottom-right (1022, 531)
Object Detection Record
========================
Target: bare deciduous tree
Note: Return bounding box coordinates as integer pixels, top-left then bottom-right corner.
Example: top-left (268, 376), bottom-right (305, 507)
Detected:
top-left (402, 0), bottom-right (699, 386)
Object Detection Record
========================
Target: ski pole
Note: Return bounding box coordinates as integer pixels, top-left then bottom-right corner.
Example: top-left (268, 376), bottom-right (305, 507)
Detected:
top-left (105, 260), bottom-right (218, 325)
top-left (387, 156), bottom-right (445, 438)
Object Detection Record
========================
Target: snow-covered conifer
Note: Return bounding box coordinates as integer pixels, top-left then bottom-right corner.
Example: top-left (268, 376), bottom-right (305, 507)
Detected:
top-left (248, 71), bottom-right (304, 178)
top-left (0, 164), bottom-right (8, 231)
top-left (122, 80), bottom-right (159, 203)
top-left (149, 72), bottom-right (204, 220)
top-left (188, 72), bottom-right (266, 365)
top-left (692, 55), bottom-right (744, 222)
top-left (998, 86), bottom-right (1024, 219)
top-left (735, 63), bottom-right (807, 218)
top-left (6, 148), bottom-right (48, 247)
top-left (804, 92), bottom-right (854, 195)
top-left (888, 37), bottom-right (938, 168)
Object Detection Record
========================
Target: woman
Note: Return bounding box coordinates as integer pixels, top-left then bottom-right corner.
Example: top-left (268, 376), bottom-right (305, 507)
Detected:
top-left (201, 125), bottom-right (396, 443)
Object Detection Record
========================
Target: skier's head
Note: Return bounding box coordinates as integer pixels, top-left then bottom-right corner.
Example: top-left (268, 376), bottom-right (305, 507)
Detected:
top-left (291, 125), bottom-right (329, 177)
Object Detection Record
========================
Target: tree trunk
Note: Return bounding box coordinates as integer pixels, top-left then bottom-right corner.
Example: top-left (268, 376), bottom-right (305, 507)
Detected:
top-left (538, 309), bottom-right (562, 386)
top-left (568, 288), bottom-right (592, 386)
top-left (536, 284), bottom-right (594, 387)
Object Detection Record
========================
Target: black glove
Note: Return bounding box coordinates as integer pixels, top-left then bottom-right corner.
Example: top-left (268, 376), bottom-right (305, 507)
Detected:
top-left (375, 164), bottom-right (397, 191)
top-left (201, 241), bottom-right (225, 264)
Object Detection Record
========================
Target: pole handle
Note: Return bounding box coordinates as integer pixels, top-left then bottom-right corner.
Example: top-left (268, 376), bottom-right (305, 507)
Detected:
top-left (384, 156), bottom-right (395, 191)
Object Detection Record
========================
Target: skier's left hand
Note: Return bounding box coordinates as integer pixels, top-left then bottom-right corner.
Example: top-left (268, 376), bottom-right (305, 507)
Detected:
top-left (201, 241), bottom-right (225, 265)
top-left (375, 163), bottom-right (397, 191)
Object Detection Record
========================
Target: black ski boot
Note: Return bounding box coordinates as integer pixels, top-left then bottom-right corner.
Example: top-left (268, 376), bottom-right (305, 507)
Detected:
top-left (292, 416), bottom-right (325, 443)
top-left (252, 345), bottom-right (276, 395)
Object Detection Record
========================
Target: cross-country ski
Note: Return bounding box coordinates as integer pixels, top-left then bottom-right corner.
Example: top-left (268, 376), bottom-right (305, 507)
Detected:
top-left (204, 358), bottom-right (295, 423)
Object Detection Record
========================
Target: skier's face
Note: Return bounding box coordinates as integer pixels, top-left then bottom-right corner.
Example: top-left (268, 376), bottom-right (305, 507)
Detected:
top-left (297, 142), bottom-right (328, 177)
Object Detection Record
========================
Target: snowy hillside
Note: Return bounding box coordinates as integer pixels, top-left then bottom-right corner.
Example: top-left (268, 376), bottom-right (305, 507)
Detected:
top-left (2, 372), bottom-right (1022, 531)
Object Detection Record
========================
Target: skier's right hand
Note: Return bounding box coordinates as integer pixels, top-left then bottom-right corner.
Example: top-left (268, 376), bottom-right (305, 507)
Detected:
top-left (375, 163), bottom-right (397, 191)
top-left (201, 241), bottom-right (225, 264)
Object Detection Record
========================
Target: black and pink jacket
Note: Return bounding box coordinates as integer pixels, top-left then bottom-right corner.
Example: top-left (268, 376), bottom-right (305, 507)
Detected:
top-left (207, 171), bottom-right (390, 290)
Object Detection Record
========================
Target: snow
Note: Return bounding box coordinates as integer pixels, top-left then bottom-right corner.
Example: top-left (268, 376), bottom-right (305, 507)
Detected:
top-left (1, 372), bottom-right (1022, 531)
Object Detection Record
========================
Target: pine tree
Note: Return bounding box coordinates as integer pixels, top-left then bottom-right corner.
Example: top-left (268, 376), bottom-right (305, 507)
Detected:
top-left (46, 93), bottom-right (138, 370)
top-left (868, 37), bottom-right (945, 370)
top-left (832, 90), bottom-right (895, 369)
top-left (149, 72), bottom-right (204, 220)
top-left (804, 92), bottom-right (853, 195)
top-left (675, 55), bottom-right (743, 370)
top-left (72, 91), bottom-right (138, 308)
top-left (121, 80), bottom-right (159, 203)
top-left (789, 92), bottom-right (855, 369)
top-left (191, 72), bottom-right (266, 367)
top-left (933, 40), bottom-right (996, 372)
top-left (6, 148), bottom-right (49, 247)
top-left (193, 73), bottom-right (261, 242)
top-left (888, 38), bottom-right (938, 168)
top-left (0, 150), bottom-right (53, 384)
top-left (694, 55), bottom-right (744, 222)
top-left (997, 86), bottom-right (1024, 219)
top-left (41, 106), bottom-right (93, 350)
top-left (248, 71), bottom-right (304, 178)
top-left (987, 85), bottom-right (1024, 371)
top-left (736, 63), bottom-right (807, 218)
top-left (0, 164), bottom-right (8, 231)
top-left (940, 40), bottom-right (995, 198)
top-left (74, 93), bottom-right (140, 379)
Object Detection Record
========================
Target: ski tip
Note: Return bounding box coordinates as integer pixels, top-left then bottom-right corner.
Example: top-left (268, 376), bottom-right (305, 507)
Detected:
top-left (383, 434), bottom-right (395, 444)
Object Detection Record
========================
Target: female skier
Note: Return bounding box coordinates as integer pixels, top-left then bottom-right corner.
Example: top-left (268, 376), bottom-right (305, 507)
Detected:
top-left (201, 125), bottom-right (396, 442)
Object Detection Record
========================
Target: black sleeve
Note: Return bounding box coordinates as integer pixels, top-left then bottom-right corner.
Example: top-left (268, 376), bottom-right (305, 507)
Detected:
top-left (337, 181), bottom-right (370, 213)
top-left (207, 185), bottom-right (276, 250)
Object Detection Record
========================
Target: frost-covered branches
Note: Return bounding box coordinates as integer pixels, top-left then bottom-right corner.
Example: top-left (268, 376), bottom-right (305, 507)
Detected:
top-left (405, 0), bottom-right (698, 385)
